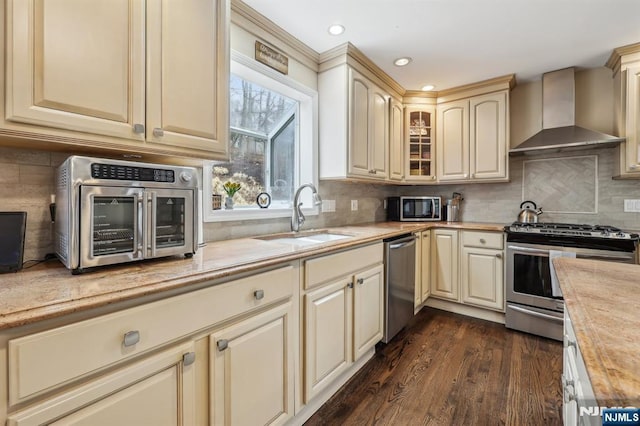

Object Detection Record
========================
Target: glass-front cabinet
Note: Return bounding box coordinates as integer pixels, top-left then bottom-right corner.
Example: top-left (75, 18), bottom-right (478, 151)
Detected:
top-left (405, 106), bottom-right (436, 181)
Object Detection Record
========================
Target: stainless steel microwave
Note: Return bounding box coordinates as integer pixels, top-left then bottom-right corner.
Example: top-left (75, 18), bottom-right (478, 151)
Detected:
top-left (55, 156), bottom-right (199, 274)
top-left (387, 196), bottom-right (442, 222)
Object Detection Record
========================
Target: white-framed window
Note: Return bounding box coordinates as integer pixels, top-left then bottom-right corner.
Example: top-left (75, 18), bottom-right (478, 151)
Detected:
top-left (203, 51), bottom-right (318, 222)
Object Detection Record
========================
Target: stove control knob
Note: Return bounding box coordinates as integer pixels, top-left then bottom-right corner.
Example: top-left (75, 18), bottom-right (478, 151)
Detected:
top-left (617, 231), bottom-right (626, 238)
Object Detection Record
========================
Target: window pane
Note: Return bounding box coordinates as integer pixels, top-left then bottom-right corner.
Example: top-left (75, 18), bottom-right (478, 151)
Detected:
top-left (229, 74), bottom-right (297, 136)
top-left (271, 116), bottom-right (295, 202)
top-left (212, 133), bottom-right (266, 207)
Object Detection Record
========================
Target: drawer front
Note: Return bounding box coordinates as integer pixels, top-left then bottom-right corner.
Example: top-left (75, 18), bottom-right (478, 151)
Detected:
top-left (304, 243), bottom-right (383, 289)
top-left (9, 265), bottom-right (295, 404)
top-left (461, 231), bottom-right (503, 250)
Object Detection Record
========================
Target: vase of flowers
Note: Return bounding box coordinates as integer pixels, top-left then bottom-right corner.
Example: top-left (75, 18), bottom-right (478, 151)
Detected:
top-left (223, 181), bottom-right (241, 210)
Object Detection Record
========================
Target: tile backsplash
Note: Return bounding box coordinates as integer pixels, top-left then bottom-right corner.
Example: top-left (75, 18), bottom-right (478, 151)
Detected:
top-left (5, 144), bottom-right (640, 262)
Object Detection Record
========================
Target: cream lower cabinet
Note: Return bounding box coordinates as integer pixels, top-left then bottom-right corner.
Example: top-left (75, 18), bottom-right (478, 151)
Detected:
top-left (430, 229), bottom-right (460, 301)
top-left (303, 243), bottom-right (384, 402)
top-left (414, 231), bottom-right (432, 307)
top-left (4, 0), bottom-right (229, 159)
top-left (7, 341), bottom-right (196, 426)
top-left (210, 301), bottom-right (294, 426)
top-left (460, 231), bottom-right (504, 311)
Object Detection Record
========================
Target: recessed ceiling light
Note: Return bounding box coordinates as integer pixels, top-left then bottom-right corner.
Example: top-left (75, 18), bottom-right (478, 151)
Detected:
top-left (328, 24), bottom-right (345, 36)
top-left (394, 57), bottom-right (412, 67)
top-left (421, 84), bottom-right (435, 91)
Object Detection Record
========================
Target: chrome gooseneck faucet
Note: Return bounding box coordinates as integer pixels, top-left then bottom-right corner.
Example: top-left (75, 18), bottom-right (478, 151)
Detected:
top-left (291, 183), bottom-right (322, 232)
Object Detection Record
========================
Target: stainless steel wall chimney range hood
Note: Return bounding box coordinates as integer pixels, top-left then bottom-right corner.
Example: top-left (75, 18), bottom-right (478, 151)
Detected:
top-left (509, 67), bottom-right (624, 156)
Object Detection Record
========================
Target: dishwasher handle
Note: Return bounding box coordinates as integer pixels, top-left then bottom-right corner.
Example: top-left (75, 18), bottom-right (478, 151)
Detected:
top-left (389, 239), bottom-right (416, 250)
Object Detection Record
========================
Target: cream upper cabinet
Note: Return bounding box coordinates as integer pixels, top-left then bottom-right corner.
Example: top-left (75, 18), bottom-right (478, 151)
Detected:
top-left (430, 229), bottom-right (459, 301)
top-left (469, 92), bottom-right (507, 180)
top-left (5, 0), bottom-right (229, 159)
top-left (436, 90), bottom-right (509, 183)
top-left (210, 302), bottom-right (294, 426)
top-left (608, 43), bottom-right (640, 178)
top-left (405, 106), bottom-right (437, 182)
top-left (389, 99), bottom-right (405, 181)
top-left (348, 68), bottom-right (389, 179)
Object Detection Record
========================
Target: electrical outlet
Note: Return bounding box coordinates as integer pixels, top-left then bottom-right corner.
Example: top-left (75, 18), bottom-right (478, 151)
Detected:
top-left (321, 200), bottom-right (336, 212)
top-left (624, 199), bottom-right (640, 212)
top-left (351, 200), bottom-right (358, 211)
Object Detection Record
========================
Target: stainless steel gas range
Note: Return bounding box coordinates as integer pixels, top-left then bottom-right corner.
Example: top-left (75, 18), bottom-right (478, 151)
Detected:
top-left (504, 222), bottom-right (638, 341)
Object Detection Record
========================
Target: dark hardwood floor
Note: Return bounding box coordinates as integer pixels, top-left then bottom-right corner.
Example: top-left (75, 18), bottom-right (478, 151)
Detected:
top-left (305, 307), bottom-right (563, 426)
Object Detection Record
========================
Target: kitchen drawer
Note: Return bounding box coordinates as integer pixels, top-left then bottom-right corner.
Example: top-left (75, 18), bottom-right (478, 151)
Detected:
top-left (461, 231), bottom-right (504, 250)
top-left (8, 265), bottom-right (295, 404)
top-left (304, 243), bottom-right (383, 289)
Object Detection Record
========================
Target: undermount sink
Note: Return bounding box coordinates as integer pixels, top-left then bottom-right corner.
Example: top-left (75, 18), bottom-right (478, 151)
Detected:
top-left (255, 230), bottom-right (353, 246)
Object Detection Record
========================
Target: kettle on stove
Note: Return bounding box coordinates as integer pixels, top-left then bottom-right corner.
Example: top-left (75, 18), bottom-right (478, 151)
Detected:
top-left (517, 201), bottom-right (543, 223)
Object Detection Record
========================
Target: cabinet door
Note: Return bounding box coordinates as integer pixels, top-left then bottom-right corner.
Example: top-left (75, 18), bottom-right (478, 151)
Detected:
top-left (146, 0), bottom-right (229, 156)
top-left (6, 0), bottom-right (145, 141)
top-left (348, 69), bottom-right (371, 177)
top-left (623, 65), bottom-right (640, 173)
top-left (470, 92), bottom-right (507, 180)
top-left (414, 233), bottom-right (423, 308)
top-left (8, 342), bottom-right (196, 426)
top-left (405, 106), bottom-right (436, 182)
top-left (461, 247), bottom-right (504, 311)
top-left (421, 231), bottom-right (431, 302)
top-left (430, 229), bottom-right (459, 301)
top-left (211, 302), bottom-right (294, 426)
top-left (389, 99), bottom-right (405, 181)
top-left (436, 100), bottom-right (469, 181)
top-left (353, 264), bottom-right (384, 360)
top-left (304, 278), bottom-right (352, 402)
top-left (369, 86), bottom-right (389, 178)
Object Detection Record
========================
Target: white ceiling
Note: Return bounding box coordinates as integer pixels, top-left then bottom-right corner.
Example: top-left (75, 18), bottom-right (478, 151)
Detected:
top-left (241, 0), bottom-right (640, 91)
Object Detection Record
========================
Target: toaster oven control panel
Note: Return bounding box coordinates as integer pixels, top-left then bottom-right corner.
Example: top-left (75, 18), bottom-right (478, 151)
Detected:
top-left (91, 163), bottom-right (175, 183)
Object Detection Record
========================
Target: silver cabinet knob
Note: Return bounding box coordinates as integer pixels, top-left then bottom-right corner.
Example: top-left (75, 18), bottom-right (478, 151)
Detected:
top-left (123, 330), bottom-right (140, 347)
top-left (431, 176), bottom-right (436, 180)
top-left (357, 278), bottom-right (364, 285)
top-left (217, 339), bottom-right (229, 351)
top-left (480, 238), bottom-right (486, 244)
top-left (133, 124), bottom-right (145, 134)
top-left (347, 282), bottom-right (354, 289)
top-left (153, 128), bottom-right (164, 137)
top-left (496, 253), bottom-right (502, 259)
top-left (254, 290), bottom-right (264, 300)
top-left (182, 352), bottom-right (196, 366)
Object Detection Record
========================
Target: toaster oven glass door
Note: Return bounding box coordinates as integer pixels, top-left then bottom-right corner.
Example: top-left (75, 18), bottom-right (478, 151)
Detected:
top-left (80, 186), bottom-right (144, 268)
top-left (402, 198), bottom-right (436, 220)
top-left (146, 189), bottom-right (194, 258)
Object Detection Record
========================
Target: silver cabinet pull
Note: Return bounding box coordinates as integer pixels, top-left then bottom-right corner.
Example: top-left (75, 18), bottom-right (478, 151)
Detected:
top-left (347, 281), bottom-right (354, 289)
top-left (153, 128), bottom-right (164, 137)
top-left (182, 352), bottom-right (196, 366)
top-left (133, 123), bottom-right (145, 134)
top-left (217, 339), bottom-right (229, 351)
top-left (123, 330), bottom-right (140, 347)
top-left (357, 278), bottom-right (364, 285)
top-left (254, 290), bottom-right (264, 300)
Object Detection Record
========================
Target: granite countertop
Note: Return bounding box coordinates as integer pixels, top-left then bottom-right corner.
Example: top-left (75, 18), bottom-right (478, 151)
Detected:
top-left (0, 221), bottom-right (505, 331)
top-left (553, 257), bottom-right (640, 407)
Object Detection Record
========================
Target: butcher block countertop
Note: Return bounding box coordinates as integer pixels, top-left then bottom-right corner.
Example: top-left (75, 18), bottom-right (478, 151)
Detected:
top-left (553, 257), bottom-right (640, 407)
top-left (0, 221), bottom-right (504, 330)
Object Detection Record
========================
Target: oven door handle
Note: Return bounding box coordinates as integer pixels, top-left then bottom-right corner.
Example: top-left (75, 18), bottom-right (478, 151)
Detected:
top-left (509, 305), bottom-right (563, 323)
top-left (507, 245), bottom-right (549, 255)
top-left (147, 192), bottom-right (157, 258)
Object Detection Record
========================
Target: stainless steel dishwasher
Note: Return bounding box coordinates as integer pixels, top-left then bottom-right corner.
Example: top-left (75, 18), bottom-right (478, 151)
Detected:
top-left (383, 233), bottom-right (416, 343)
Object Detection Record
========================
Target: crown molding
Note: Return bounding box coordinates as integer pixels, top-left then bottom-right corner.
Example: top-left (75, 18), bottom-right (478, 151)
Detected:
top-left (231, 0), bottom-right (320, 72)
top-left (605, 42), bottom-right (640, 72)
top-left (436, 74), bottom-right (516, 103)
top-left (319, 42), bottom-right (406, 97)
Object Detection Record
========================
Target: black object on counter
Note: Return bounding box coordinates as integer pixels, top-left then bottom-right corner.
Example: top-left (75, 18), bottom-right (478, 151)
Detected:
top-left (0, 212), bottom-right (27, 273)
